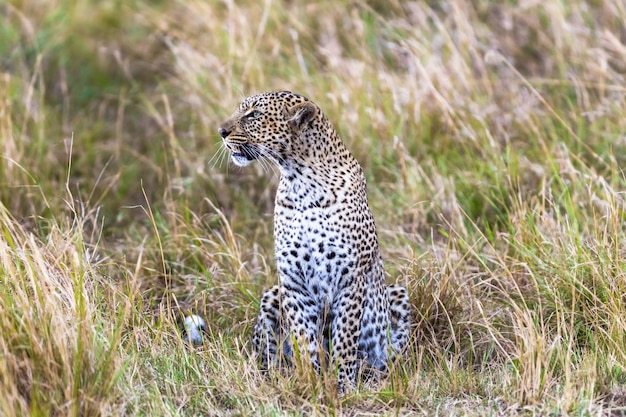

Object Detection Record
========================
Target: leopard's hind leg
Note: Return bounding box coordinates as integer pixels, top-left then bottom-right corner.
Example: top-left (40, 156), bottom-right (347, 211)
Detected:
top-left (387, 284), bottom-right (411, 356)
top-left (252, 285), bottom-right (292, 369)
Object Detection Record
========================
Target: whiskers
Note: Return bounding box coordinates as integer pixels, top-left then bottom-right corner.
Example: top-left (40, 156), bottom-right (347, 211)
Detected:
top-left (249, 144), bottom-right (280, 176)
top-left (207, 140), bottom-right (232, 170)
top-left (209, 139), bottom-right (281, 177)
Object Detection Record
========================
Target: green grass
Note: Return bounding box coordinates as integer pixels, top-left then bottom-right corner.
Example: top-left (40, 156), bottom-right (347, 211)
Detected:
top-left (1, 0), bottom-right (626, 415)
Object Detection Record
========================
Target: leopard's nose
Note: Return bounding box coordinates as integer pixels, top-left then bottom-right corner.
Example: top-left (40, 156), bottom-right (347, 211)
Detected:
top-left (218, 127), bottom-right (230, 138)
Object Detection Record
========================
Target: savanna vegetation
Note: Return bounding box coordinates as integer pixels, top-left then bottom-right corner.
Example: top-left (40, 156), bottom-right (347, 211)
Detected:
top-left (1, 0), bottom-right (626, 415)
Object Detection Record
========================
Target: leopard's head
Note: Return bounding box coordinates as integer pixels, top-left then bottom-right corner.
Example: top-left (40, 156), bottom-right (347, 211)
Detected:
top-left (218, 91), bottom-right (319, 167)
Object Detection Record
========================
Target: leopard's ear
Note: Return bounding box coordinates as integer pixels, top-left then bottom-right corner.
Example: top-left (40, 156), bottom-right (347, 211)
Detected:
top-left (286, 102), bottom-right (318, 132)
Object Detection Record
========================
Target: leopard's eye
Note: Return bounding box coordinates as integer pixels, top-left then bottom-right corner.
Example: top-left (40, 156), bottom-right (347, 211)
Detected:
top-left (245, 110), bottom-right (262, 119)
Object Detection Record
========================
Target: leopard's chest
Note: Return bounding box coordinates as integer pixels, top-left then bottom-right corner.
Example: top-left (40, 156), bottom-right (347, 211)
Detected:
top-left (273, 177), bottom-right (360, 296)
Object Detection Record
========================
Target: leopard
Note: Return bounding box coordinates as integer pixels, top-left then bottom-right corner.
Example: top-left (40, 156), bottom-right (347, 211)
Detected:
top-left (218, 91), bottom-right (411, 393)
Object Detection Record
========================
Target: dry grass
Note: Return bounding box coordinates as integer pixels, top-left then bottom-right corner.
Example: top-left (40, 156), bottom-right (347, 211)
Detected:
top-left (1, 0), bottom-right (626, 415)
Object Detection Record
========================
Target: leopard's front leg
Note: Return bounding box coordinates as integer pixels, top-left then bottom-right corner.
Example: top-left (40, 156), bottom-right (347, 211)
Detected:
top-left (279, 280), bottom-right (321, 374)
top-left (330, 282), bottom-right (365, 394)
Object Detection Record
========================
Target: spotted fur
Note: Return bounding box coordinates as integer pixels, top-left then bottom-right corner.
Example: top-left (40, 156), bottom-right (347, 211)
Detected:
top-left (218, 91), bottom-right (411, 393)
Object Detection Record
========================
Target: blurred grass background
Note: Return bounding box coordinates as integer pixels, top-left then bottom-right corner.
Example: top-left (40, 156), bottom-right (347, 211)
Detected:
top-left (1, 0), bottom-right (626, 415)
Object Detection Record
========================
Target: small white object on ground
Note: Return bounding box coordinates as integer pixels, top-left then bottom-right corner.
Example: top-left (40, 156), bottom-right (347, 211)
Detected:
top-left (183, 314), bottom-right (206, 346)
